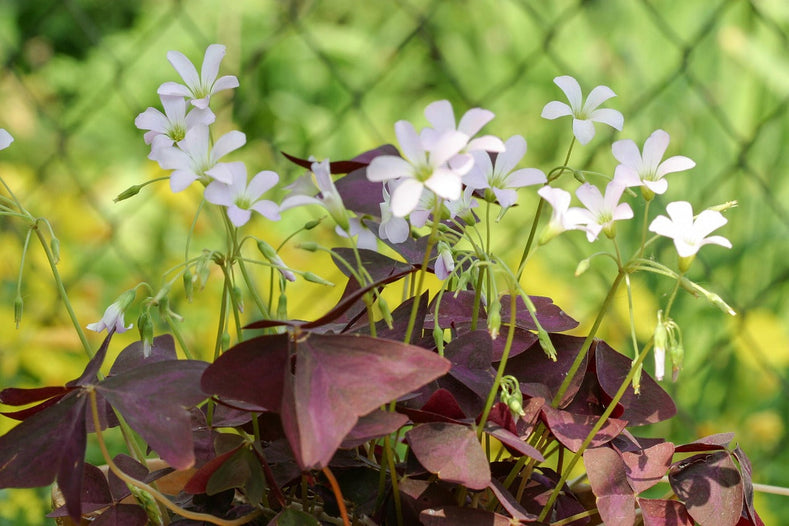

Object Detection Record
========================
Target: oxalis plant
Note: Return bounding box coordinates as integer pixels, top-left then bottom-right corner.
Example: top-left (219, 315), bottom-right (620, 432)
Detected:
top-left (0, 44), bottom-right (773, 526)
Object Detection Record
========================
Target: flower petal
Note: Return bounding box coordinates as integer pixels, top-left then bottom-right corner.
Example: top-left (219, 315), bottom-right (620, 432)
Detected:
top-left (211, 130), bottom-right (246, 160)
top-left (425, 168), bottom-right (462, 200)
top-left (611, 139), bottom-right (642, 167)
top-left (251, 200), bottom-right (281, 221)
top-left (227, 205), bottom-right (252, 227)
top-left (394, 120), bottom-right (425, 165)
top-left (506, 168), bottom-right (546, 188)
top-left (642, 130), bottom-right (670, 171)
top-left (170, 170), bottom-right (198, 192)
top-left (494, 134), bottom-right (527, 176)
top-left (424, 100), bottom-right (455, 131)
top-left (657, 155), bottom-right (695, 178)
top-left (204, 180), bottom-right (234, 205)
top-left (589, 108), bottom-right (624, 131)
top-left (0, 129), bottom-right (13, 150)
top-left (458, 108), bottom-right (495, 136)
top-left (157, 81), bottom-right (192, 99)
top-left (366, 155), bottom-right (413, 182)
top-left (466, 135), bottom-right (505, 153)
top-left (201, 44), bottom-right (226, 85)
top-left (391, 178), bottom-right (424, 217)
top-left (572, 118), bottom-right (596, 145)
top-left (693, 210), bottom-right (728, 238)
top-left (134, 107), bottom-right (169, 134)
top-left (541, 100), bottom-right (573, 120)
top-left (430, 130), bottom-right (467, 167)
top-left (212, 75), bottom-right (240, 93)
top-left (553, 75), bottom-right (583, 111)
top-left (166, 50), bottom-right (200, 89)
top-left (643, 178), bottom-right (669, 195)
top-left (247, 170), bottom-right (279, 199)
top-left (582, 85), bottom-right (616, 113)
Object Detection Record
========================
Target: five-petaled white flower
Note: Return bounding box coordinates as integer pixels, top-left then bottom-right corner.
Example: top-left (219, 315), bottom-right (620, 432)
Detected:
top-left (204, 162), bottom-right (281, 227)
top-left (158, 44), bottom-right (239, 109)
top-left (135, 95), bottom-right (214, 156)
top-left (537, 186), bottom-right (578, 244)
top-left (649, 201), bottom-right (732, 271)
top-left (153, 125), bottom-right (246, 192)
top-left (0, 129), bottom-right (13, 150)
top-left (421, 100), bottom-right (505, 172)
top-left (367, 120), bottom-right (467, 217)
top-left (378, 183), bottom-right (410, 244)
top-left (280, 158), bottom-right (350, 232)
top-left (86, 290), bottom-right (136, 334)
top-left (541, 75), bottom-right (624, 145)
top-left (567, 181), bottom-right (633, 242)
top-left (612, 129), bottom-right (695, 200)
top-left (465, 135), bottom-right (546, 214)
top-left (434, 241), bottom-right (455, 280)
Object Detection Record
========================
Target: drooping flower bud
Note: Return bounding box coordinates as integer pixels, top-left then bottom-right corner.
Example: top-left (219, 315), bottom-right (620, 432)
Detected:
top-left (487, 297), bottom-right (502, 340)
top-left (377, 295), bottom-right (393, 330)
top-left (13, 295), bottom-right (23, 329)
top-left (257, 240), bottom-right (296, 282)
top-left (575, 257), bottom-right (591, 277)
top-left (537, 328), bottom-right (557, 361)
top-left (114, 184), bottom-right (143, 202)
top-left (653, 311), bottom-right (668, 381)
top-left (183, 269), bottom-right (194, 302)
top-left (303, 272), bottom-right (334, 286)
top-left (433, 324), bottom-right (445, 354)
top-left (137, 310), bottom-right (154, 358)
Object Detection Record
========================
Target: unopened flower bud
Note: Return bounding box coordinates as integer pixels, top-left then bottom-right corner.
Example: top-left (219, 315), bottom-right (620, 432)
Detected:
top-left (708, 200), bottom-right (737, 212)
top-left (377, 295), bottom-right (393, 330)
top-left (231, 286), bottom-right (244, 313)
top-left (304, 218), bottom-right (323, 230)
top-left (575, 258), bottom-right (591, 277)
top-left (302, 272), bottom-right (334, 286)
top-left (653, 312), bottom-right (668, 381)
top-left (50, 237), bottom-right (60, 264)
top-left (277, 294), bottom-right (288, 320)
top-left (183, 270), bottom-right (194, 302)
top-left (137, 310), bottom-right (154, 358)
top-left (670, 341), bottom-right (684, 382)
top-left (13, 295), bottom-right (23, 329)
top-left (299, 241), bottom-right (319, 252)
top-left (114, 184), bottom-right (142, 202)
top-left (487, 297), bottom-right (502, 340)
top-left (537, 328), bottom-right (557, 361)
top-left (196, 254), bottom-right (211, 290)
top-left (433, 325), bottom-right (445, 354)
top-left (572, 170), bottom-right (586, 184)
top-left (257, 240), bottom-right (296, 282)
top-left (704, 290), bottom-right (736, 316)
top-left (632, 360), bottom-right (643, 395)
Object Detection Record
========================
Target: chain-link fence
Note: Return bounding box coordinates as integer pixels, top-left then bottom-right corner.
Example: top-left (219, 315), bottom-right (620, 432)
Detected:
top-left (1, 0), bottom-right (788, 521)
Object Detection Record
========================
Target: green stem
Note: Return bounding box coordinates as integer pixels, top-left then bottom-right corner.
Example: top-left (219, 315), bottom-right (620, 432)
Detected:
top-left (551, 270), bottom-right (625, 408)
top-left (538, 340), bottom-right (653, 522)
top-left (403, 199), bottom-right (442, 344)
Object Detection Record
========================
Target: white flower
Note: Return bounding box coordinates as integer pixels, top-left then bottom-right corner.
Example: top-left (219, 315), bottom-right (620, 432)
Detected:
top-left (367, 121), bottom-right (467, 217)
top-left (465, 135), bottom-right (546, 212)
top-left (649, 201), bottom-right (732, 271)
top-left (280, 158), bottom-right (350, 231)
top-left (378, 184), bottom-right (410, 244)
top-left (612, 129), bottom-right (695, 198)
top-left (135, 95), bottom-right (214, 156)
top-left (421, 100), bottom-right (505, 172)
top-left (537, 186), bottom-right (577, 244)
top-left (434, 241), bottom-right (454, 280)
top-left (204, 162), bottom-right (280, 227)
top-left (567, 181), bottom-right (633, 242)
top-left (158, 44), bottom-right (239, 109)
top-left (86, 290), bottom-right (135, 334)
top-left (541, 75), bottom-right (624, 145)
top-left (0, 129), bottom-right (13, 150)
top-left (336, 217), bottom-right (378, 251)
top-left (153, 125), bottom-right (246, 192)
top-left (445, 185), bottom-right (479, 226)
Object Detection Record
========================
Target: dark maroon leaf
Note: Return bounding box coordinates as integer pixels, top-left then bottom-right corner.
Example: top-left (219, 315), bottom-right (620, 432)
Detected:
top-left (504, 334), bottom-right (588, 408)
top-left (0, 394), bottom-right (68, 421)
top-left (96, 360), bottom-right (209, 470)
top-left (68, 332), bottom-right (114, 387)
top-left (406, 422), bottom-right (490, 490)
top-left (489, 327), bottom-right (539, 361)
top-left (47, 463), bottom-right (112, 517)
top-left (427, 290), bottom-right (484, 328)
top-left (397, 388), bottom-right (466, 424)
top-left (0, 385), bottom-right (70, 406)
top-left (444, 330), bottom-right (496, 398)
top-left (638, 498), bottom-right (694, 526)
top-left (332, 247), bottom-right (414, 282)
top-left (732, 446), bottom-right (764, 526)
top-left (91, 505), bottom-right (149, 526)
top-left (594, 340), bottom-right (676, 425)
top-left (584, 447), bottom-right (636, 525)
top-left (500, 294), bottom-right (579, 332)
top-left (109, 455), bottom-right (149, 502)
top-left (281, 333), bottom-right (451, 469)
top-left (335, 168), bottom-right (385, 216)
top-left (341, 409), bottom-right (409, 448)
top-left (356, 292), bottom-right (429, 344)
top-left (619, 440), bottom-right (674, 494)
top-left (281, 150), bottom-right (367, 174)
top-left (109, 334), bottom-right (178, 375)
top-left (517, 469), bottom-right (589, 525)
top-left (183, 444), bottom-right (243, 494)
top-left (674, 432), bottom-right (735, 453)
top-left (419, 506), bottom-right (518, 525)
top-left (0, 392), bottom-right (84, 489)
top-left (55, 398), bottom-right (89, 522)
top-left (201, 333), bottom-right (289, 412)
top-left (487, 478), bottom-right (539, 521)
top-left (485, 426), bottom-right (544, 461)
top-left (381, 230), bottom-right (435, 266)
top-left (669, 451), bottom-right (743, 526)
top-left (540, 405), bottom-right (627, 452)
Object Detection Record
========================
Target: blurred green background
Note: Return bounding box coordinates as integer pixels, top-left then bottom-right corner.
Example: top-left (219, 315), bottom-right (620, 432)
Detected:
top-left (0, 0), bottom-right (787, 522)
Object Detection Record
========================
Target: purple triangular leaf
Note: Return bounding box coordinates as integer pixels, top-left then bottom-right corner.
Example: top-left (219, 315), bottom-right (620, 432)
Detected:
top-left (341, 409), bottom-right (409, 448)
top-left (427, 290), bottom-right (484, 328)
top-left (0, 392), bottom-right (85, 489)
top-left (354, 292), bottom-right (429, 344)
top-left (47, 462), bottom-right (112, 518)
top-left (56, 398), bottom-right (89, 522)
top-left (108, 334), bottom-right (178, 375)
top-left (499, 294), bottom-right (579, 332)
top-left (96, 360), bottom-right (209, 470)
top-left (335, 168), bottom-right (385, 217)
top-left (669, 451), bottom-right (743, 526)
top-left (485, 426), bottom-right (544, 461)
top-left (69, 332), bottom-right (114, 387)
top-left (201, 334), bottom-right (289, 412)
top-left (91, 505), bottom-right (149, 526)
top-left (487, 478), bottom-right (539, 521)
top-left (0, 385), bottom-right (70, 406)
top-left (331, 247), bottom-right (414, 282)
top-left (397, 388), bottom-right (467, 425)
top-left (583, 447), bottom-right (636, 526)
top-left (674, 432), bottom-right (735, 453)
top-left (732, 446), bottom-right (765, 526)
top-left (419, 506), bottom-right (519, 525)
top-left (616, 438), bottom-right (675, 494)
top-left (504, 334), bottom-right (589, 408)
top-left (0, 394), bottom-right (68, 421)
top-left (407, 422), bottom-right (490, 490)
top-left (541, 405), bottom-right (627, 452)
top-left (109, 455), bottom-right (149, 502)
top-left (637, 498), bottom-right (694, 526)
top-left (595, 340), bottom-right (676, 425)
top-left (281, 333), bottom-right (451, 470)
top-left (444, 331), bottom-right (496, 399)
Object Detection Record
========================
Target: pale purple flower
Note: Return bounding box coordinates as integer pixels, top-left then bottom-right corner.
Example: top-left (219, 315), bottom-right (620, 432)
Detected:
top-left (280, 158), bottom-right (350, 231)
top-left (537, 186), bottom-right (577, 244)
top-left (421, 100), bottom-right (505, 172)
top-left (336, 217), bottom-right (378, 251)
top-left (0, 129), bottom-right (13, 150)
top-left (446, 186), bottom-right (479, 226)
top-left (158, 44), bottom-right (239, 109)
top-left (434, 241), bottom-right (454, 280)
top-left (566, 181), bottom-right (633, 242)
top-left (379, 184), bottom-right (410, 244)
top-left (135, 95), bottom-right (214, 156)
top-left (204, 162), bottom-right (280, 227)
top-left (541, 75), bottom-right (624, 145)
top-left (648, 201), bottom-right (731, 259)
top-left (612, 129), bottom-right (695, 198)
top-left (86, 290), bottom-right (135, 334)
top-left (366, 120), bottom-right (467, 217)
top-left (153, 125), bottom-right (246, 192)
top-left (465, 135), bottom-right (546, 212)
